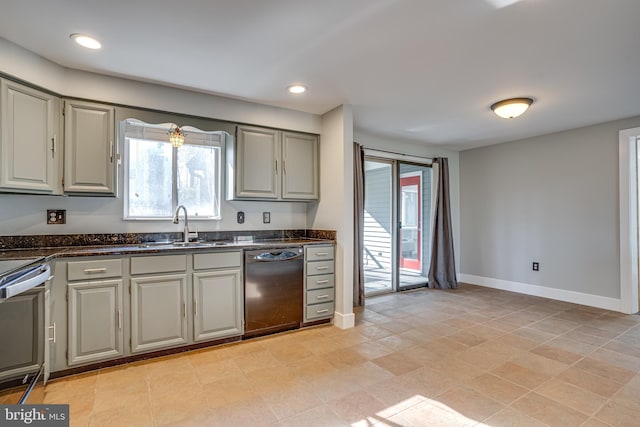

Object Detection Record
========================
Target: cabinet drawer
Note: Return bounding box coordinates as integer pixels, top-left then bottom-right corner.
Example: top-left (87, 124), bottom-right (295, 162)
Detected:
top-left (306, 302), bottom-right (334, 320)
top-left (307, 288), bottom-right (334, 304)
top-left (305, 246), bottom-right (334, 261)
top-left (68, 259), bottom-right (122, 281)
top-left (306, 274), bottom-right (334, 290)
top-left (130, 255), bottom-right (186, 275)
top-left (193, 251), bottom-right (242, 270)
top-left (306, 260), bottom-right (334, 276)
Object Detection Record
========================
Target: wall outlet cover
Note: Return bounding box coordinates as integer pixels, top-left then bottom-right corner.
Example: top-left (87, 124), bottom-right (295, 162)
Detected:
top-left (47, 209), bottom-right (66, 224)
top-left (237, 211), bottom-right (245, 224)
top-left (263, 212), bottom-right (271, 224)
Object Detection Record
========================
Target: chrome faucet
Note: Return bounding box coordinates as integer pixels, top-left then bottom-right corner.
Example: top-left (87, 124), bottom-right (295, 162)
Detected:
top-left (173, 205), bottom-right (193, 243)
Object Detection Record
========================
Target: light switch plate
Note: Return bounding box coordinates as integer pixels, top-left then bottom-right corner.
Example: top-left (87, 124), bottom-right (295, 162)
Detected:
top-left (262, 212), bottom-right (271, 224)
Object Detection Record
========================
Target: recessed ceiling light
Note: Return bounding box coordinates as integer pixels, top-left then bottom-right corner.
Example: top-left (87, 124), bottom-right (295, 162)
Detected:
top-left (287, 84), bottom-right (307, 94)
top-left (490, 97), bottom-right (533, 119)
top-left (70, 33), bottom-right (102, 50)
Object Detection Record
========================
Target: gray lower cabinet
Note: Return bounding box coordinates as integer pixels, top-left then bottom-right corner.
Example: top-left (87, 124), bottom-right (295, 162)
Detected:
top-left (192, 251), bottom-right (244, 341)
top-left (130, 273), bottom-right (188, 353)
top-left (67, 279), bottom-right (123, 366)
top-left (304, 245), bottom-right (336, 322)
top-left (193, 269), bottom-right (243, 341)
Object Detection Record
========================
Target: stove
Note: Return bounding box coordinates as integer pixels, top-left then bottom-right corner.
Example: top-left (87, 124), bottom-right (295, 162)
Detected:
top-left (0, 257), bottom-right (43, 277)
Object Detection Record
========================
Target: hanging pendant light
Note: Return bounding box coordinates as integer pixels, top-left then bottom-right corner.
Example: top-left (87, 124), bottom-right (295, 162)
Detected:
top-left (491, 97), bottom-right (534, 119)
top-left (168, 125), bottom-right (185, 148)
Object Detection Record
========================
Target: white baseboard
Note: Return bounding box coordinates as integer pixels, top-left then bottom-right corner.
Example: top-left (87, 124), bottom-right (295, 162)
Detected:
top-left (332, 311), bottom-right (355, 329)
top-left (458, 274), bottom-right (622, 313)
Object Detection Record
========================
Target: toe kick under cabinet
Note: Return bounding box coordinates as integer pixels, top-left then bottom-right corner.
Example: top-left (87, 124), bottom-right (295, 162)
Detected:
top-left (50, 250), bottom-right (244, 372)
top-left (304, 245), bottom-right (335, 322)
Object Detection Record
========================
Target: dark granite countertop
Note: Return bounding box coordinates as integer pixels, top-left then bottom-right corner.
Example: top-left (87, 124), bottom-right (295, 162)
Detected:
top-left (0, 237), bottom-right (335, 261)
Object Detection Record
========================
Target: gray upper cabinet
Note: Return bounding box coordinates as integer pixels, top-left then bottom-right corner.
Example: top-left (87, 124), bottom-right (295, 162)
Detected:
top-left (282, 131), bottom-right (318, 200)
top-left (228, 125), bottom-right (319, 201)
top-left (233, 125), bottom-right (280, 199)
top-left (67, 279), bottom-right (124, 366)
top-left (63, 100), bottom-right (116, 195)
top-left (0, 79), bottom-right (61, 194)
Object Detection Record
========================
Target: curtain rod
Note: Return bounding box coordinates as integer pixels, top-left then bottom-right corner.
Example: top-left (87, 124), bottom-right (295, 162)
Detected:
top-left (361, 147), bottom-right (434, 163)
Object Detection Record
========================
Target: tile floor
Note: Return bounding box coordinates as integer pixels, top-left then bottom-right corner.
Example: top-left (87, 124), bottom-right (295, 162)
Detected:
top-left (2, 283), bottom-right (640, 426)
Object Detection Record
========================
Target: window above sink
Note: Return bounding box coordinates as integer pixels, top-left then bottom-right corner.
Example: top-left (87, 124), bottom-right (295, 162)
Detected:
top-left (122, 119), bottom-right (227, 221)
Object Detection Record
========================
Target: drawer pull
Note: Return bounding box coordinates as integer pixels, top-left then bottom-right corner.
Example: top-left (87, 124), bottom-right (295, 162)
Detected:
top-left (316, 294), bottom-right (330, 299)
top-left (315, 280), bottom-right (329, 284)
top-left (316, 266), bottom-right (329, 270)
top-left (83, 268), bottom-right (107, 273)
top-left (315, 252), bottom-right (329, 256)
top-left (316, 309), bottom-right (329, 314)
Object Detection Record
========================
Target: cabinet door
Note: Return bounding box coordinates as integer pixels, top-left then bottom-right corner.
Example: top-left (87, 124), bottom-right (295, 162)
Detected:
top-left (235, 125), bottom-right (279, 199)
top-left (64, 100), bottom-right (116, 195)
top-left (193, 269), bottom-right (243, 341)
top-left (130, 274), bottom-right (188, 353)
top-left (0, 79), bottom-right (60, 193)
top-left (68, 279), bottom-right (123, 366)
top-left (282, 132), bottom-right (318, 200)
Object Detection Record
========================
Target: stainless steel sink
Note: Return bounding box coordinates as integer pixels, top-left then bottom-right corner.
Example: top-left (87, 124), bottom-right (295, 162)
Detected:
top-left (170, 241), bottom-right (216, 247)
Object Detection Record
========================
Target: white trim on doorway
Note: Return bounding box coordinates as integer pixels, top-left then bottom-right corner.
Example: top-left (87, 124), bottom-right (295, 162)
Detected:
top-left (619, 126), bottom-right (640, 314)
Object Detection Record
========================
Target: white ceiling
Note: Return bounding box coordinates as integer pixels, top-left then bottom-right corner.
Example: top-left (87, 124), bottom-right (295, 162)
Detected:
top-left (1, 0), bottom-right (639, 151)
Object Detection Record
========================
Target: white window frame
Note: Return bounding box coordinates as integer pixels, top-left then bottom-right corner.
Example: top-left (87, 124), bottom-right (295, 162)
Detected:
top-left (121, 119), bottom-right (225, 221)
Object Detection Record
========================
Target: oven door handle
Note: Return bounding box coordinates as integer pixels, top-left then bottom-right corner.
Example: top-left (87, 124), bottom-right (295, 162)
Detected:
top-left (1, 264), bottom-right (51, 299)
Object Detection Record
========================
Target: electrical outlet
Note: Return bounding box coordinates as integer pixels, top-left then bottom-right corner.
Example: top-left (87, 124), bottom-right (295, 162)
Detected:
top-left (237, 211), bottom-right (245, 224)
top-left (532, 262), bottom-right (539, 271)
top-left (263, 212), bottom-right (271, 224)
top-left (47, 209), bottom-right (66, 224)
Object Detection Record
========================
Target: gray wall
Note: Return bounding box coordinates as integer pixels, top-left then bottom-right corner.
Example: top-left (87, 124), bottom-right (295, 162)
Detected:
top-left (460, 115), bottom-right (640, 299)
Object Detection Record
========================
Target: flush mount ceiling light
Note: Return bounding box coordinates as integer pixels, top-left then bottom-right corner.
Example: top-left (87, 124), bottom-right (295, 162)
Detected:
top-left (287, 84), bottom-right (307, 94)
top-left (167, 125), bottom-right (185, 148)
top-left (490, 97), bottom-right (533, 119)
top-left (70, 33), bottom-right (102, 50)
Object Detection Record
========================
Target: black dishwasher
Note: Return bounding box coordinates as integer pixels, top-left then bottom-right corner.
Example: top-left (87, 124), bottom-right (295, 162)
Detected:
top-left (244, 247), bottom-right (304, 337)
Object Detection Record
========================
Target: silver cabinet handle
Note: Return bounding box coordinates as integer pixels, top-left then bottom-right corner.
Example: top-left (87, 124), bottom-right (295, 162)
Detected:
top-left (283, 160), bottom-right (286, 174)
top-left (48, 323), bottom-right (56, 344)
top-left (316, 295), bottom-right (330, 299)
top-left (194, 299), bottom-right (198, 317)
top-left (183, 302), bottom-right (187, 318)
top-left (83, 268), bottom-right (107, 273)
top-left (117, 309), bottom-right (122, 330)
top-left (315, 252), bottom-right (329, 256)
top-left (315, 280), bottom-right (329, 284)
top-left (51, 135), bottom-right (56, 157)
top-left (316, 309), bottom-right (329, 314)
top-left (275, 159), bottom-right (278, 175)
top-left (109, 140), bottom-right (114, 163)
top-left (316, 266), bottom-right (329, 270)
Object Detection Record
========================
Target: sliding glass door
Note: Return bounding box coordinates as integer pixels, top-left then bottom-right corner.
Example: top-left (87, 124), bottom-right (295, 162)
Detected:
top-left (363, 158), bottom-right (432, 295)
top-left (363, 159), bottom-right (394, 294)
top-left (398, 163), bottom-right (431, 290)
